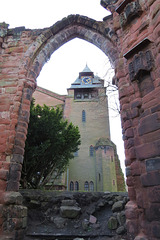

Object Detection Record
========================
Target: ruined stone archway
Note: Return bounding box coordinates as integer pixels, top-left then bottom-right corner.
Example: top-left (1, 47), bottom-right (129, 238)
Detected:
top-left (10, 15), bottom-right (118, 192)
top-left (1, 14), bottom-right (118, 183)
top-left (25, 15), bottom-right (117, 80)
top-left (0, 0), bottom-right (160, 239)
top-left (0, 14), bottom-right (119, 239)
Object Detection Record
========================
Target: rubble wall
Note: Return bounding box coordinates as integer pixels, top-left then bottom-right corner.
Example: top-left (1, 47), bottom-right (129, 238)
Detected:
top-left (20, 190), bottom-right (128, 240)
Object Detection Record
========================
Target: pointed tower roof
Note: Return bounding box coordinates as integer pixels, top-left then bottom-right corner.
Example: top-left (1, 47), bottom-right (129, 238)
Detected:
top-left (69, 64), bottom-right (104, 89)
top-left (81, 64), bottom-right (93, 73)
top-left (79, 64), bottom-right (94, 78)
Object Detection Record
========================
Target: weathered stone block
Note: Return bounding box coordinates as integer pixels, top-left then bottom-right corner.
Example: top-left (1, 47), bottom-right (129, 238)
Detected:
top-left (14, 138), bottom-right (25, 149)
top-left (25, 88), bottom-right (33, 101)
top-left (8, 170), bottom-right (21, 182)
top-left (145, 203), bottom-right (160, 221)
top-left (112, 201), bottom-right (124, 212)
top-left (53, 216), bottom-right (67, 229)
top-left (117, 211), bottom-right (126, 226)
top-left (151, 103), bottom-right (160, 113)
top-left (131, 161), bottom-right (141, 176)
top-left (6, 180), bottom-right (19, 191)
top-left (13, 146), bottom-right (24, 155)
top-left (141, 171), bottom-right (160, 187)
top-left (150, 221), bottom-right (160, 238)
top-left (126, 176), bottom-right (133, 187)
top-left (126, 219), bottom-right (138, 237)
top-left (61, 200), bottom-right (76, 206)
top-left (128, 187), bottom-right (136, 200)
top-left (130, 107), bottom-right (139, 119)
top-left (138, 113), bottom-right (160, 136)
top-left (131, 99), bottom-right (142, 109)
top-left (107, 216), bottom-right (118, 230)
top-left (125, 128), bottom-right (134, 138)
top-left (89, 215), bottom-right (97, 224)
top-left (60, 206), bottom-right (81, 219)
top-left (148, 186), bottom-right (160, 203)
top-left (125, 201), bottom-right (139, 220)
top-left (6, 205), bottom-right (27, 219)
top-left (22, 217), bottom-right (27, 229)
top-left (124, 138), bottom-right (134, 149)
top-left (136, 140), bottom-right (160, 160)
top-left (1, 192), bottom-right (23, 205)
top-left (145, 157), bottom-right (160, 172)
top-left (0, 170), bottom-right (8, 181)
top-left (123, 119), bottom-right (132, 130)
top-left (11, 154), bottom-right (23, 164)
top-left (127, 146), bottom-right (136, 160)
top-left (0, 180), bottom-right (7, 191)
top-left (116, 225), bottom-right (126, 235)
top-left (10, 163), bottom-right (22, 172)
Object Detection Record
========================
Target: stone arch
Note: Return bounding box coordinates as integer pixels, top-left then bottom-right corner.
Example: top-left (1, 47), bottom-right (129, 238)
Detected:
top-left (5, 14), bottom-right (118, 192)
top-left (24, 15), bottom-right (118, 82)
top-left (0, 14), bottom-right (119, 237)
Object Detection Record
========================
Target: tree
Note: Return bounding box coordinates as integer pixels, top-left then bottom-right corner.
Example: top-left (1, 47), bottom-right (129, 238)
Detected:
top-left (103, 59), bottom-right (120, 117)
top-left (21, 99), bottom-right (81, 189)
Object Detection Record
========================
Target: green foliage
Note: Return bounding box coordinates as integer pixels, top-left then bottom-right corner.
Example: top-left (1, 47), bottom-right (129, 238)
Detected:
top-left (21, 99), bottom-right (81, 189)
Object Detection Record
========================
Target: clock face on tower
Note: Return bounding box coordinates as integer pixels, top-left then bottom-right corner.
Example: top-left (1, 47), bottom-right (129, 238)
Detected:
top-left (82, 76), bottom-right (92, 84)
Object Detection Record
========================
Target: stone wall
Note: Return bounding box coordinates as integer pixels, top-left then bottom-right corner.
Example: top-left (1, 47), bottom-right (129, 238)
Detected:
top-left (20, 190), bottom-right (128, 240)
top-left (0, 16), bottom-right (117, 239)
top-left (101, 0), bottom-right (160, 239)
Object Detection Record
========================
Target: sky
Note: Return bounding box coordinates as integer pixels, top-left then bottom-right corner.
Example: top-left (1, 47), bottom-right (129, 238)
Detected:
top-left (1, 0), bottom-right (126, 175)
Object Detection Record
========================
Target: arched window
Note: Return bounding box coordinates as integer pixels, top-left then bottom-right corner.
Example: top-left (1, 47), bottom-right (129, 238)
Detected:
top-left (82, 110), bottom-right (86, 122)
top-left (99, 173), bottom-right (101, 181)
top-left (84, 181), bottom-right (89, 191)
top-left (111, 156), bottom-right (114, 162)
top-left (90, 181), bottom-right (94, 191)
top-left (90, 145), bottom-right (94, 157)
top-left (70, 181), bottom-right (74, 191)
top-left (113, 179), bottom-right (115, 186)
top-left (75, 181), bottom-right (79, 191)
top-left (74, 150), bottom-right (78, 157)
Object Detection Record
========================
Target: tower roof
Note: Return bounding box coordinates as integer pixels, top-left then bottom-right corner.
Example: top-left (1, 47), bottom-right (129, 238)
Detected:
top-left (81, 64), bottom-right (93, 73)
top-left (79, 64), bottom-right (94, 79)
top-left (69, 64), bottom-right (104, 89)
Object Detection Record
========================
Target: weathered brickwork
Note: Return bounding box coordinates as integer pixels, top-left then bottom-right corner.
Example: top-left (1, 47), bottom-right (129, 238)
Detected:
top-left (0, 1), bottom-right (160, 238)
top-left (100, 0), bottom-right (160, 239)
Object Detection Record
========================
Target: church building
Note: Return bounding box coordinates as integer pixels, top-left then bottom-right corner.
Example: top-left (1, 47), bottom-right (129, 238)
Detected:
top-left (33, 65), bottom-right (125, 192)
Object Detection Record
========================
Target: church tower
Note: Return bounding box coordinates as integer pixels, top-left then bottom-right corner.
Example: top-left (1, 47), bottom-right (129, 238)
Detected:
top-left (64, 65), bottom-right (118, 192)
top-left (33, 65), bottom-right (125, 192)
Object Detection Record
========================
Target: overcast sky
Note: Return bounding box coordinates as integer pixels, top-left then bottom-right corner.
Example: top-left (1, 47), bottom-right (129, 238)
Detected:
top-left (1, 0), bottom-right (126, 175)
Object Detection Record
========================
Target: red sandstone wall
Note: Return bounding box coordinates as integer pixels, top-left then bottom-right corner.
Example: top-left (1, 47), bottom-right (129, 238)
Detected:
top-left (110, 0), bottom-right (160, 239)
